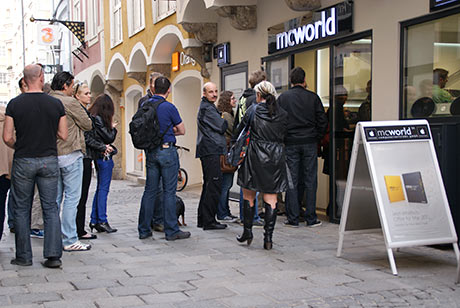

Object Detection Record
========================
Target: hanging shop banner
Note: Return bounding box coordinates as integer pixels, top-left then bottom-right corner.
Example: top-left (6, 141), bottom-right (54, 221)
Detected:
top-left (336, 120), bottom-right (460, 282)
top-left (37, 24), bottom-right (60, 46)
top-left (267, 1), bottom-right (353, 54)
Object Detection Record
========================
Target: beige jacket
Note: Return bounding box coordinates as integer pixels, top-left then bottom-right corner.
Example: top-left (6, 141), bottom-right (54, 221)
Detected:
top-left (0, 106), bottom-right (14, 177)
top-left (49, 91), bottom-right (93, 156)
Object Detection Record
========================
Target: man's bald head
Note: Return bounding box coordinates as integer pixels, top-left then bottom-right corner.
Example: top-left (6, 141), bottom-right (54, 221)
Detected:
top-left (203, 82), bottom-right (218, 103)
top-left (23, 64), bottom-right (43, 85)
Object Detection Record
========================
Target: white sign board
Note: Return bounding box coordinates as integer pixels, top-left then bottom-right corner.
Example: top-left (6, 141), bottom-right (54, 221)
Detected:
top-left (37, 24), bottom-right (60, 46)
top-left (337, 120), bottom-right (460, 281)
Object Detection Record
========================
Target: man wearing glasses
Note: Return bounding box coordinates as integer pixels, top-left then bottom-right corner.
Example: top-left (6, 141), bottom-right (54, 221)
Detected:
top-left (3, 64), bottom-right (68, 268)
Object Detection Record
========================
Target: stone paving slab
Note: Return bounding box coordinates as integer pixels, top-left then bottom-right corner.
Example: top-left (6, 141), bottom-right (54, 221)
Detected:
top-left (1, 179), bottom-right (460, 307)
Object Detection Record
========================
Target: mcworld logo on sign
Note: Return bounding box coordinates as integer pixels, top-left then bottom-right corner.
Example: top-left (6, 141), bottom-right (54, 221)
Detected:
top-left (275, 8), bottom-right (336, 51)
top-left (365, 125), bottom-right (431, 142)
top-left (267, 1), bottom-right (353, 54)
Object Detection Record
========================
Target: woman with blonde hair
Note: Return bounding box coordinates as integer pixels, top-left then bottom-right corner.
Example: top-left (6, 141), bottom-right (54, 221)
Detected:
top-left (235, 81), bottom-right (289, 249)
top-left (74, 82), bottom-right (97, 240)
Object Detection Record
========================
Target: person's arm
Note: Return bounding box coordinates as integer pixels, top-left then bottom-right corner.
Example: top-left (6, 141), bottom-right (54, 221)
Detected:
top-left (57, 115), bottom-right (68, 141)
top-left (202, 106), bottom-right (228, 134)
top-left (68, 99), bottom-right (93, 131)
top-left (2, 115), bottom-right (15, 149)
top-left (174, 122), bottom-right (185, 136)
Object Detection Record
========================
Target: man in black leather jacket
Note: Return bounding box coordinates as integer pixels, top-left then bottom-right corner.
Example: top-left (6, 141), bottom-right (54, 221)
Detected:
top-left (278, 67), bottom-right (328, 228)
top-left (196, 82), bottom-right (228, 230)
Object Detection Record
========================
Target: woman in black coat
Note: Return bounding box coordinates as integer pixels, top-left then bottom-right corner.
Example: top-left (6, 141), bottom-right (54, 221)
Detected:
top-left (236, 81), bottom-right (289, 250)
top-left (85, 94), bottom-right (118, 233)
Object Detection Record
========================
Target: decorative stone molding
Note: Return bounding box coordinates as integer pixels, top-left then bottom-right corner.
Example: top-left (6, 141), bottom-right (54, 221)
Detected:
top-left (285, 0), bottom-right (321, 11)
top-left (216, 6), bottom-right (256, 30)
top-left (105, 80), bottom-right (123, 94)
top-left (147, 64), bottom-right (171, 78)
top-left (184, 46), bottom-right (210, 79)
top-left (181, 22), bottom-right (217, 44)
top-left (127, 72), bottom-right (146, 86)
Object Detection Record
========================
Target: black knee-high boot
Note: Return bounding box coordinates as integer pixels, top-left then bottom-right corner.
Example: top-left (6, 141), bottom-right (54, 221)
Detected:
top-left (237, 200), bottom-right (255, 245)
top-left (263, 202), bottom-right (278, 250)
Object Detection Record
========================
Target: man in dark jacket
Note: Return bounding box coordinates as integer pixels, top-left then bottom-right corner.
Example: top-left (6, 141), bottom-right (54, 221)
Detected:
top-left (278, 67), bottom-right (328, 227)
top-left (196, 82), bottom-right (228, 230)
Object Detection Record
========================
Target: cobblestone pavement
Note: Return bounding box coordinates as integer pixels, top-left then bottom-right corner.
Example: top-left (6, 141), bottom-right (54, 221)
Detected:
top-left (1, 179), bottom-right (460, 307)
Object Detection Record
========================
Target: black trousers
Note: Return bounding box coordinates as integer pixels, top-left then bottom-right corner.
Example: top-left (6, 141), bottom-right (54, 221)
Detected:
top-left (0, 175), bottom-right (10, 241)
top-left (76, 158), bottom-right (92, 237)
top-left (197, 155), bottom-right (222, 227)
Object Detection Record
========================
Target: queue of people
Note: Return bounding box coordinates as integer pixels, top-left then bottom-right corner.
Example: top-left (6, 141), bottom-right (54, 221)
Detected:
top-left (1, 63), bottom-right (331, 267)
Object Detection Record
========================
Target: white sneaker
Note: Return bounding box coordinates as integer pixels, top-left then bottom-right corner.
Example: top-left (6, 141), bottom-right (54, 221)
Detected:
top-left (63, 241), bottom-right (91, 251)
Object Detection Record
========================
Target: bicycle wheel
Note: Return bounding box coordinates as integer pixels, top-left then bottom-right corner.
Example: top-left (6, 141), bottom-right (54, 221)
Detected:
top-left (177, 168), bottom-right (188, 192)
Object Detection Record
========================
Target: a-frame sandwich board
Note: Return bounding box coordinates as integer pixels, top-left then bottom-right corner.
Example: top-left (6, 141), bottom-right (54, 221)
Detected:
top-left (336, 120), bottom-right (460, 282)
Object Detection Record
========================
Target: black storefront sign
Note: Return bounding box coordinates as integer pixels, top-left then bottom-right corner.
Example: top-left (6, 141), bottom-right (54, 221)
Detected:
top-left (364, 125), bottom-right (431, 142)
top-left (430, 0), bottom-right (460, 11)
top-left (267, 1), bottom-right (353, 54)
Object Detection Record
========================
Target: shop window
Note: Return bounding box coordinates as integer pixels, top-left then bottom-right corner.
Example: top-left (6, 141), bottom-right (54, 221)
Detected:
top-left (266, 57), bottom-right (289, 94)
top-left (402, 12), bottom-right (460, 118)
top-left (127, 0), bottom-right (145, 36)
top-left (110, 0), bottom-right (123, 47)
top-left (152, 0), bottom-right (176, 24)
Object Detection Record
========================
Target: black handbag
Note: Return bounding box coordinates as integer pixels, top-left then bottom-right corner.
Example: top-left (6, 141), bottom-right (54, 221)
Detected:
top-left (226, 106), bottom-right (256, 167)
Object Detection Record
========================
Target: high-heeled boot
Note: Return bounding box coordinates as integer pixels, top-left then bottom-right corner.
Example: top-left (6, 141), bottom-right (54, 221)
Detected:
top-left (263, 202), bottom-right (278, 250)
top-left (236, 200), bottom-right (255, 245)
top-left (95, 222), bottom-right (118, 233)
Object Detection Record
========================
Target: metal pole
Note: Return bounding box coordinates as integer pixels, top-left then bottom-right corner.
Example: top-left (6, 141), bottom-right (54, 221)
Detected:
top-left (20, 0), bottom-right (26, 69)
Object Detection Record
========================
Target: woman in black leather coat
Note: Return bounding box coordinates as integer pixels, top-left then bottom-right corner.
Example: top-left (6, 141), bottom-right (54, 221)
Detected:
top-left (85, 94), bottom-right (118, 233)
top-left (236, 81), bottom-right (289, 249)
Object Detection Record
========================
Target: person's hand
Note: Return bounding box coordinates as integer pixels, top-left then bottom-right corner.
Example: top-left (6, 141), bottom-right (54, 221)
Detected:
top-left (112, 121), bottom-right (118, 128)
top-left (105, 144), bottom-right (114, 155)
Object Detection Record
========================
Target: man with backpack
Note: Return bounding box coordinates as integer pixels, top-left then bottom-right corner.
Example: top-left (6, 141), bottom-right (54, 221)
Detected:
top-left (137, 72), bottom-right (164, 233)
top-left (136, 76), bottom-right (190, 241)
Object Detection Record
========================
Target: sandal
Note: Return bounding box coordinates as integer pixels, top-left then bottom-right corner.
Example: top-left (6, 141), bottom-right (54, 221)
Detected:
top-left (63, 241), bottom-right (91, 251)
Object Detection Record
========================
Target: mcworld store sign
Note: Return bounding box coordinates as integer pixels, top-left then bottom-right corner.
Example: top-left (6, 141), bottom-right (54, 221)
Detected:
top-left (268, 1), bottom-right (353, 54)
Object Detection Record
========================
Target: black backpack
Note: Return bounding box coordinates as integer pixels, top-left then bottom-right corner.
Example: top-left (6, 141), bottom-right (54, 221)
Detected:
top-left (129, 98), bottom-right (171, 150)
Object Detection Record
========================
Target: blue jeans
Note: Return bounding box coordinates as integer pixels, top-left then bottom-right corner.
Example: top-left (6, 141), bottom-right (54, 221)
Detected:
top-left (217, 172), bottom-right (234, 219)
top-left (285, 143), bottom-right (318, 225)
top-left (152, 177), bottom-right (164, 226)
top-left (138, 147), bottom-right (180, 238)
top-left (11, 156), bottom-right (62, 263)
top-left (91, 158), bottom-right (114, 224)
top-left (239, 188), bottom-right (261, 221)
top-left (57, 157), bottom-right (83, 246)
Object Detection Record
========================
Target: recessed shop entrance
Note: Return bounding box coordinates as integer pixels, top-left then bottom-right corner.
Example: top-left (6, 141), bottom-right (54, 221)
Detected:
top-left (264, 32), bottom-right (372, 222)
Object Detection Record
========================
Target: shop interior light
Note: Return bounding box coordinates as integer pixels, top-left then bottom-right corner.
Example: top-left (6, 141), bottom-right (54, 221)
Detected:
top-left (434, 42), bottom-right (460, 47)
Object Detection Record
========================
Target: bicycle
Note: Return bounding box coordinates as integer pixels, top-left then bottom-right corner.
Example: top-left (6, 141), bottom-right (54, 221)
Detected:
top-left (175, 145), bottom-right (190, 191)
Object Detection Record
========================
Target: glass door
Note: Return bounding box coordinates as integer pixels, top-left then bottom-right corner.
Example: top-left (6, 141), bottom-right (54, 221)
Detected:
top-left (330, 36), bottom-right (372, 222)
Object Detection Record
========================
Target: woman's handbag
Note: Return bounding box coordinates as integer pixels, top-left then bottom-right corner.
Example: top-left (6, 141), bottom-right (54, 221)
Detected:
top-left (226, 106), bottom-right (256, 167)
top-left (220, 154), bottom-right (237, 173)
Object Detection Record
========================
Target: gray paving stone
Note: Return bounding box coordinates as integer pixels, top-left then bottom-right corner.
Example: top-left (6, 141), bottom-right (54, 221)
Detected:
top-left (27, 282), bottom-right (75, 293)
top-left (9, 292), bottom-right (62, 304)
top-left (95, 295), bottom-right (145, 308)
top-left (151, 281), bottom-right (196, 293)
top-left (60, 288), bottom-right (112, 301)
top-left (184, 286), bottom-right (236, 300)
top-left (44, 300), bottom-right (97, 308)
top-left (71, 278), bottom-right (121, 290)
top-left (107, 285), bottom-right (156, 296)
top-left (0, 285), bottom-right (27, 296)
top-left (1, 276), bottom-right (47, 286)
top-left (221, 295), bottom-right (276, 307)
top-left (141, 292), bottom-right (189, 304)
